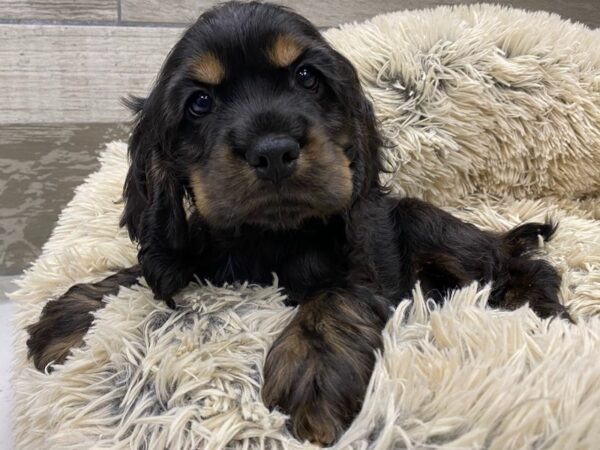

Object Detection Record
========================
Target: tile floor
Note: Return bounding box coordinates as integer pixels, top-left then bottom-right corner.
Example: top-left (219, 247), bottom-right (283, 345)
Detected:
top-left (0, 123), bottom-right (129, 275)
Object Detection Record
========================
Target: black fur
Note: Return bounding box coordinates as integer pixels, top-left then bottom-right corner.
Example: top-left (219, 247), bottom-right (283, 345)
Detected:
top-left (27, 2), bottom-right (570, 445)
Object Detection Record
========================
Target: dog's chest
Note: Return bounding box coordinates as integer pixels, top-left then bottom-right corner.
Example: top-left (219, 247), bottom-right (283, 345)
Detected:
top-left (201, 220), bottom-right (349, 292)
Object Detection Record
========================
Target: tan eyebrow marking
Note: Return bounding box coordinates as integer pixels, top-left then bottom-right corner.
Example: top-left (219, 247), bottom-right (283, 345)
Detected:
top-left (268, 34), bottom-right (304, 68)
top-left (190, 52), bottom-right (225, 85)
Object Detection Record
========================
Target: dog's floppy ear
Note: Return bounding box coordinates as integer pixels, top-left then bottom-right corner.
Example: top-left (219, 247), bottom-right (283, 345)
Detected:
top-left (352, 88), bottom-right (382, 193)
top-left (120, 88), bottom-right (192, 303)
top-left (120, 95), bottom-right (148, 241)
top-left (120, 92), bottom-right (188, 249)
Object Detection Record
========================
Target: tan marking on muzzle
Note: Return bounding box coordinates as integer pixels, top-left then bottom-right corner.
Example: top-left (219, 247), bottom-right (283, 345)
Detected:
top-left (297, 127), bottom-right (354, 207)
top-left (189, 172), bottom-right (211, 217)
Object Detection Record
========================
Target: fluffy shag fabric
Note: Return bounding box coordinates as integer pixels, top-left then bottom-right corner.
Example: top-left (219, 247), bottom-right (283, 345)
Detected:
top-left (11, 5), bottom-right (600, 449)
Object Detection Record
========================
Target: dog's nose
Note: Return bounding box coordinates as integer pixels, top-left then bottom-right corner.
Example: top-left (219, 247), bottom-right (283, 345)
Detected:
top-left (245, 135), bottom-right (300, 182)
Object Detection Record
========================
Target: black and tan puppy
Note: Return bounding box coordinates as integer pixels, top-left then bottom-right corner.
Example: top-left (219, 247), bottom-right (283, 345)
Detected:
top-left (27, 2), bottom-right (570, 445)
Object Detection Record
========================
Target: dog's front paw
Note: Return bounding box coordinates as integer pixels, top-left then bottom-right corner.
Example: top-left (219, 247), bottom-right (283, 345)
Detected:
top-left (27, 291), bottom-right (102, 371)
top-left (262, 292), bottom-right (385, 446)
top-left (26, 267), bottom-right (140, 371)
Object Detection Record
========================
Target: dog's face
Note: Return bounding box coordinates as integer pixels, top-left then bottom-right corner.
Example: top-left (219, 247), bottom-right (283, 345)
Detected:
top-left (122, 2), bottom-right (381, 240)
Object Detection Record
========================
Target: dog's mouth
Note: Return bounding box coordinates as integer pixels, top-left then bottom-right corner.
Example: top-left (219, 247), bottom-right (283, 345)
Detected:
top-left (242, 192), bottom-right (328, 229)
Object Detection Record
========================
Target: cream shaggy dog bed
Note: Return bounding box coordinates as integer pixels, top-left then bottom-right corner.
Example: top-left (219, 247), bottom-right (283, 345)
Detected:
top-left (11, 5), bottom-right (600, 449)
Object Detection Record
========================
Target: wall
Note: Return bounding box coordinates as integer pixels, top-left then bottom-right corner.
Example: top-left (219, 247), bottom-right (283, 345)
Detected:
top-left (2, 1), bottom-right (599, 124)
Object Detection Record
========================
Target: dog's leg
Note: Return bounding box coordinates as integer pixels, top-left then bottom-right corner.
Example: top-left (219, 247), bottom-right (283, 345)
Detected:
top-left (262, 286), bottom-right (392, 445)
top-left (391, 198), bottom-right (570, 320)
top-left (26, 266), bottom-right (141, 371)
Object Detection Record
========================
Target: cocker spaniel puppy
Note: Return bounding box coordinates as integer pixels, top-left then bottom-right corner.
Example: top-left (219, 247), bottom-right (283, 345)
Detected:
top-left (27, 2), bottom-right (570, 445)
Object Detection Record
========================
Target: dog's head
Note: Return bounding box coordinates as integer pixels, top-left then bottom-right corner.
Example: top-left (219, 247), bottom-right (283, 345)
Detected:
top-left (122, 1), bottom-right (381, 242)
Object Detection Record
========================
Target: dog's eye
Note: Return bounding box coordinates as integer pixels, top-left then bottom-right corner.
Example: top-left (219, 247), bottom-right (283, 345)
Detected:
top-left (296, 66), bottom-right (319, 91)
top-left (188, 91), bottom-right (213, 116)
